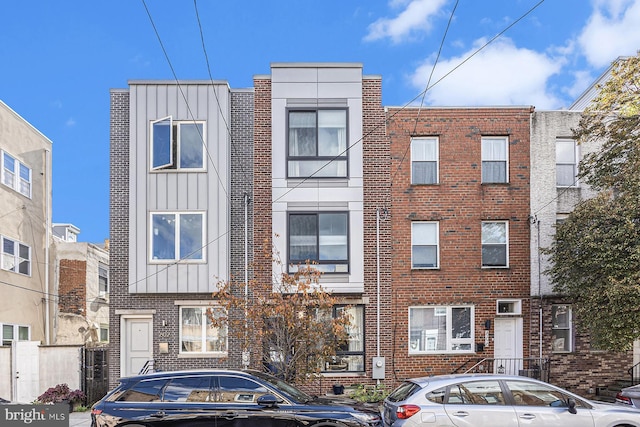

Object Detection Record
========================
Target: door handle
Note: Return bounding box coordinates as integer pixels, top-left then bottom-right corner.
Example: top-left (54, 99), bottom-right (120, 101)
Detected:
top-left (452, 411), bottom-right (469, 417)
top-left (519, 413), bottom-right (536, 420)
top-left (222, 411), bottom-right (238, 419)
top-left (150, 411), bottom-right (166, 418)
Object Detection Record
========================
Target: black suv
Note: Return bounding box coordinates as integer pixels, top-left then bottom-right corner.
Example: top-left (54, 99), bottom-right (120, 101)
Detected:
top-left (91, 369), bottom-right (381, 427)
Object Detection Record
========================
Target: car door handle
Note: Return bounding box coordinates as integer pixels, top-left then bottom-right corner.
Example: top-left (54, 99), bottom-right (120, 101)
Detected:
top-left (222, 411), bottom-right (238, 419)
top-left (149, 411), bottom-right (166, 418)
top-left (452, 411), bottom-right (469, 417)
top-left (519, 413), bottom-right (536, 420)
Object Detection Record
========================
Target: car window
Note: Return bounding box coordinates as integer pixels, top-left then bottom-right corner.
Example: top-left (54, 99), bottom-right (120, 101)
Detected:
top-left (163, 376), bottom-right (213, 402)
top-left (117, 378), bottom-right (168, 402)
top-left (447, 380), bottom-right (505, 405)
top-left (388, 381), bottom-right (421, 402)
top-left (217, 376), bottom-right (270, 403)
top-left (505, 380), bottom-right (588, 408)
top-left (426, 387), bottom-right (446, 404)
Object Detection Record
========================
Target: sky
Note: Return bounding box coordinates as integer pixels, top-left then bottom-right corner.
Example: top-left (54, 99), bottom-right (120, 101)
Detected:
top-left (1, 0), bottom-right (638, 244)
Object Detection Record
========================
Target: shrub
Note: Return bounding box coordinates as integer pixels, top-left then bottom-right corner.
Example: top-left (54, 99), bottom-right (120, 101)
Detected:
top-left (350, 383), bottom-right (389, 403)
top-left (36, 384), bottom-right (85, 404)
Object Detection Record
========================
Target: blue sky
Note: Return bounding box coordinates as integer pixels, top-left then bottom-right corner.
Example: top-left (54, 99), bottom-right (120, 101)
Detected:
top-left (1, 0), bottom-right (638, 243)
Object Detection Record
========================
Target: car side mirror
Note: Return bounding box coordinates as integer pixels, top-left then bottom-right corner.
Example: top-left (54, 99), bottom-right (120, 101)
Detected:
top-left (567, 398), bottom-right (577, 414)
top-left (257, 394), bottom-right (279, 407)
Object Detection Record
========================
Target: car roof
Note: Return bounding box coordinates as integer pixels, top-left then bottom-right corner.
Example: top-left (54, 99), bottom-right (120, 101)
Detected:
top-left (402, 373), bottom-right (548, 387)
top-left (119, 369), bottom-right (254, 382)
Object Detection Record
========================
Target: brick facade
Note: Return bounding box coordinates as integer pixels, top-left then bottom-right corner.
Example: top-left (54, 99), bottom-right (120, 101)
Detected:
top-left (386, 107), bottom-right (533, 382)
top-left (59, 259), bottom-right (87, 314)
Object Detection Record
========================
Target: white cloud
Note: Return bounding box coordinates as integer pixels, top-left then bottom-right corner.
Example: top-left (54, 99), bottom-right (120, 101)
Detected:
top-left (66, 117), bottom-right (76, 127)
top-left (578, 0), bottom-right (640, 67)
top-left (364, 0), bottom-right (449, 43)
top-left (409, 38), bottom-right (565, 109)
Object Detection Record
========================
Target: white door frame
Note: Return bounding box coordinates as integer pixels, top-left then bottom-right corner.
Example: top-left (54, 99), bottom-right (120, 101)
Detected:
top-left (120, 314), bottom-right (154, 377)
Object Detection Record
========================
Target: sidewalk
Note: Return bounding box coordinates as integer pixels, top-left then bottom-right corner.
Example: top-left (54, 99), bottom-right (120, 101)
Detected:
top-left (69, 411), bottom-right (92, 427)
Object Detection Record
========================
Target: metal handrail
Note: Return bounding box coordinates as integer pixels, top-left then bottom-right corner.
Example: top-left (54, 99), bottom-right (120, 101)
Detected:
top-left (139, 359), bottom-right (155, 375)
top-left (460, 357), bottom-right (550, 382)
top-left (628, 361), bottom-right (640, 385)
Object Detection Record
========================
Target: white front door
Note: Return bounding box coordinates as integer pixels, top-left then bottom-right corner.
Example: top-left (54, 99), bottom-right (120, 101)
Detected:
top-left (494, 318), bottom-right (523, 375)
top-left (14, 341), bottom-right (39, 403)
top-left (121, 316), bottom-right (153, 377)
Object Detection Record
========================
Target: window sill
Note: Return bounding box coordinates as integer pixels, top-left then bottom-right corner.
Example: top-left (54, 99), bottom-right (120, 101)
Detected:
top-left (178, 352), bottom-right (228, 359)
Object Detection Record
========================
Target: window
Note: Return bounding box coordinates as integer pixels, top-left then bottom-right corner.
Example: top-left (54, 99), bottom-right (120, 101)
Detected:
top-left (447, 380), bottom-right (505, 405)
top-left (179, 306), bottom-right (227, 355)
top-left (218, 376), bottom-right (269, 403)
top-left (287, 109), bottom-right (347, 178)
top-left (288, 212), bottom-right (348, 273)
top-left (117, 378), bottom-right (167, 402)
top-left (496, 299), bottom-right (521, 315)
top-left (323, 305), bottom-right (364, 373)
top-left (412, 222), bottom-right (439, 268)
top-left (551, 305), bottom-right (572, 352)
top-left (409, 306), bottom-right (474, 354)
top-left (150, 212), bottom-right (204, 262)
top-left (1, 151), bottom-right (31, 197)
top-left (98, 263), bottom-right (108, 297)
top-left (150, 117), bottom-right (205, 171)
top-left (1, 236), bottom-right (31, 275)
top-left (1, 324), bottom-right (30, 346)
top-left (505, 380), bottom-right (588, 407)
top-left (481, 137), bottom-right (508, 183)
top-left (556, 139), bottom-right (577, 187)
top-left (99, 324), bottom-right (109, 342)
top-left (411, 137), bottom-right (438, 184)
top-left (482, 221), bottom-right (508, 267)
top-left (164, 376), bottom-right (213, 402)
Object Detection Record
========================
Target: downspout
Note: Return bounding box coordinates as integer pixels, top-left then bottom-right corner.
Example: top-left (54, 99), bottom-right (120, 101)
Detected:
top-left (243, 193), bottom-right (250, 368)
top-left (44, 148), bottom-right (51, 345)
top-left (537, 219), bottom-right (542, 360)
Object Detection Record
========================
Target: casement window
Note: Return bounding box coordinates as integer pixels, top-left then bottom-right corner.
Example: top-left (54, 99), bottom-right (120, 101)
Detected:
top-left (409, 306), bottom-right (474, 354)
top-left (287, 109), bottom-right (348, 178)
top-left (556, 139), bottom-right (578, 187)
top-left (179, 306), bottom-right (227, 355)
top-left (481, 137), bottom-right (508, 183)
top-left (1, 151), bottom-right (32, 198)
top-left (1, 236), bottom-right (31, 276)
top-left (150, 117), bottom-right (205, 171)
top-left (411, 222), bottom-right (439, 269)
top-left (288, 212), bottom-right (349, 273)
top-left (150, 212), bottom-right (204, 262)
top-left (411, 137), bottom-right (439, 184)
top-left (481, 221), bottom-right (508, 267)
top-left (1, 323), bottom-right (30, 346)
top-left (98, 263), bottom-right (109, 298)
top-left (323, 305), bottom-right (365, 373)
top-left (551, 304), bottom-right (572, 352)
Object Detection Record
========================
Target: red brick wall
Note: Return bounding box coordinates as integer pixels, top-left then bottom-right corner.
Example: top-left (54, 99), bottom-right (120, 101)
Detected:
top-left (59, 259), bottom-right (87, 315)
top-left (386, 107), bottom-right (533, 381)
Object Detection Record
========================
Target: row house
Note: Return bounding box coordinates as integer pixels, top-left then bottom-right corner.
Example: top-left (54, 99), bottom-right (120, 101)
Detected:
top-left (108, 62), bottom-right (634, 396)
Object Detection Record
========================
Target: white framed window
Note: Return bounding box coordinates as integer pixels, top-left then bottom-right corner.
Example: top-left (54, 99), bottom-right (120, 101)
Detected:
top-left (150, 117), bottom-right (205, 171)
top-left (287, 109), bottom-right (348, 178)
top-left (482, 221), bottom-right (508, 267)
top-left (411, 137), bottom-right (439, 184)
top-left (98, 263), bottom-right (108, 298)
top-left (288, 212), bottom-right (349, 273)
top-left (481, 137), bottom-right (508, 183)
top-left (496, 299), bottom-right (522, 315)
top-left (150, 212), bottom-right (205, 262)
top-left (551, 304), bottom-right (572, 352)
top-left (99, 324), bottom-right (109, 342)
top-left (556, 138), bottom-right (578, 187)
top-left (409, 306), bottom-right (474, 354)
top-left (1, 323), bottom-right (30, 346)
top-left (411, 222), bottom-right (439, 269)
top-left (1, 236), bottom-right (31, 276)
top-left (1, 151), bottom-right (32, 198)
top-left (179, 306), bottom-right (227, 355)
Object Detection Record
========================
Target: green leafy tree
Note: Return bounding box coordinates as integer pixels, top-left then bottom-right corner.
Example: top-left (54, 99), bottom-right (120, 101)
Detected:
top-left (545, 53), bottom-right (640, 349)
top-left (210, 244), bottom-right (350, 384)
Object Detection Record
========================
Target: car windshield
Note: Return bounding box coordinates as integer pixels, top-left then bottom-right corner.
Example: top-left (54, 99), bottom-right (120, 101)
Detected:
top-left (248, 371), bottom-right (313, 402)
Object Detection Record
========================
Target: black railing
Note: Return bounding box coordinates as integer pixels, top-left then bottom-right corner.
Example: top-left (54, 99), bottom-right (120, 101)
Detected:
top-left (139, 359), bottom-right (155, 375)
top-left (459, 358), bottom-right (550, 382)
top-left (628, 361), bottom-right (640, 385)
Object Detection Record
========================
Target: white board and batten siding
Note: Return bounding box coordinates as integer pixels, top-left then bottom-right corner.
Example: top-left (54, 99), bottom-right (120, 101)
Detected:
top-left (128, 81), bottom-right (231, 294)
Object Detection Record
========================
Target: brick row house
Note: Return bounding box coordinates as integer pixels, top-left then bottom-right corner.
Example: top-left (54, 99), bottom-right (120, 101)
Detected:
top-left (108, 62), bottom-right (633, 397)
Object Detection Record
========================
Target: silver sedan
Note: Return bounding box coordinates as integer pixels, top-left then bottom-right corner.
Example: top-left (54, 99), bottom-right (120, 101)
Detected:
top-left (616, 383), bottom-right (640, 409)
top-left (382, 374), bottom-right (640, 427)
